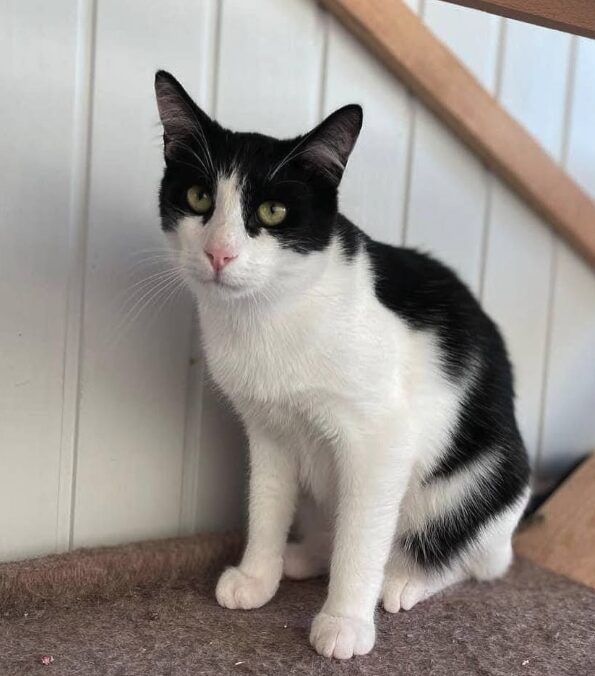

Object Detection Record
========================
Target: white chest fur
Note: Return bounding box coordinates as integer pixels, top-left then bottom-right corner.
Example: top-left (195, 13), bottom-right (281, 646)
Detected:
top-left (195, 241), bottom-right (468, 502)
top-left (198, 244), bottom-right (406, 429)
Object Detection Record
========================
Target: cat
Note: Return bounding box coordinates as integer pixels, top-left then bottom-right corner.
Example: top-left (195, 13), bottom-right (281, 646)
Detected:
top-left (154, 70), bottom-right (530, 660)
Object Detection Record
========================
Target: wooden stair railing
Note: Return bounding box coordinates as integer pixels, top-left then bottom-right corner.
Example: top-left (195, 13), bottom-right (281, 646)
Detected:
top-left (320, 0), bottom-right (595, 268)
top-left (439, 1), bottom-right (595, 39)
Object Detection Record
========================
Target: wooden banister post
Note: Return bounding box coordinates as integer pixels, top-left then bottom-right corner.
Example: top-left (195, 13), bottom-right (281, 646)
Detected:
top-left (320, 0), bottom-right (595, 268)
top-left (438, 1), bottom-right (595, 39)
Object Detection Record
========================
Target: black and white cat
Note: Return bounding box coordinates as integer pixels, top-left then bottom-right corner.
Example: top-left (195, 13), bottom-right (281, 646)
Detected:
top-left (154, 71), bottom-right (530, 659)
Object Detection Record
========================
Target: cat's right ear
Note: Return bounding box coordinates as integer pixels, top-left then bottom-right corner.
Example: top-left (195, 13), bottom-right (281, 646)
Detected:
top-left (154, 70), bottom-right (212, 160)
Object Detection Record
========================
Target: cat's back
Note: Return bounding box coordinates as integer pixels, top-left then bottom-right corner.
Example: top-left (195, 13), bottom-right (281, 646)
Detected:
top-left (344, 214), bottom-right (528, 478)
top-left (337, 214), bottom-right (509, 381)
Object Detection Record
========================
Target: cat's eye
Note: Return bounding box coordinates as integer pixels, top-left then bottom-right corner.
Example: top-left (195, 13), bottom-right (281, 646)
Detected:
top-left (257, 201), bottom-right (287, 227)
top-left (186, 185), bottom-right (213, 214)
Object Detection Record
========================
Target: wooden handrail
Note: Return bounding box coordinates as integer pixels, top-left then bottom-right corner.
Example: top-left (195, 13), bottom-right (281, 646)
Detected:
top-left (320, 0), bottom-right (595, 268)
top-left (439, 1), bottom-right (595, 39)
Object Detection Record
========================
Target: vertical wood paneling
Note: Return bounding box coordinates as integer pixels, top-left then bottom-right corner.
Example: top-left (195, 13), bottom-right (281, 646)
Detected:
top-left (216, 0), bottom-right (324, 134)
top-left (540, 37), bottom-right (595, 484)
top-left (2, 0), bottom-right (595, 560)
top-left (424, 0), bottom-right (502, 91)
top-left (72, 0), bottom-right (216, 547)
top-left (540, 243), bottom-right (595, 482)
top-left (323, 16), bottom-right (413, 244)
top-left (482, 21), bottom-right (571, 462)
top-left (194, 381), bottom-right (248, 533)
top-left (405, 108), bottom-right (489, 290)
top-left (178, 3), bottom-right (221, 537)
top-left (55, 0), bottom-right (96, 554)
top-left (564, 38), bottom-right (595, 197)
top-left (193, 0), bottom-right (327, 532)
top-left (404, 4), bottom-right (501, 292)
top-left (499, 22), bottom-right (572, 159)
top-left (0, 0), bottom-right (80, 561)
top-left (482, 182), bottom-right (554, 461)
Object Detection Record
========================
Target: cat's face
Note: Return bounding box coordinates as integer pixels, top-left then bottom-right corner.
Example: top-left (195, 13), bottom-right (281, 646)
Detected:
top-left (154, 71), bottom-right (362, 300)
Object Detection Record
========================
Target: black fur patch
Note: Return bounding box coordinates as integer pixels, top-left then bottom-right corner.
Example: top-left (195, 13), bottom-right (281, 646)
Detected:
top-left (361, 230), bottom-right (530, 569)
top-left (400, 446), bottom-right (529, 570)
top-left (365, 240), bottom-right (491, 381)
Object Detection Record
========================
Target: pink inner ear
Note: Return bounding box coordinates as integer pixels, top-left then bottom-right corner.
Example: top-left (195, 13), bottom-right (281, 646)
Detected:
top-left (297, 108), bottom-right (361, 181)
top-left (304, 141), bottom-right (345, 176)
top-left (156, 85), bottom-right (196, 137)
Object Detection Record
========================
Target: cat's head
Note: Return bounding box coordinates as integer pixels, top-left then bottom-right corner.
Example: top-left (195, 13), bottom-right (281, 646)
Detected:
top-left (154, 70), bottom-right (362, 301)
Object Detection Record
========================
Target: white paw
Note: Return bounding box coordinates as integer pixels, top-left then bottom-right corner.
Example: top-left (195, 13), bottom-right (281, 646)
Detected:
top-left (399, 579), bottom-right (435, 611)
top-left (215, 566), bottom-right (278, 610)
top-left (382, 575), bottom-right (434, 612)
top-left (309, 612), bottom-right (375, 659)
top-left (382, 573), bottom-right (408, 613)
top-left (382, 569), bottom-right (465, 612)
top-left (283, 543), bottom-right (327, 580)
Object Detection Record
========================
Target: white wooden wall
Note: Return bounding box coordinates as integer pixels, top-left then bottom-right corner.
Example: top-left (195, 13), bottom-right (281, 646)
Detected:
top-left (1, 0), bottom-right (594, 562)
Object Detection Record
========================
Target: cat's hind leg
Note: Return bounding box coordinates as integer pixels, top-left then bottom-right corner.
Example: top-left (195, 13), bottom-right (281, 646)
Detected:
top-left (382, 491), bottom-right (529, 612)
top-left (466, 491), bottom-right (529, 581)
top-left (283, 542), bottom-right (329, 580)
top-left (382, 557), bottom-right (467, 613)
top-left (283, 495), bottom-right (331, 580)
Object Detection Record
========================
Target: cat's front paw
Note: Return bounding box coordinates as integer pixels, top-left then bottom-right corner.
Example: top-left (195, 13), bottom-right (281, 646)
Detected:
top-left (309, 612), bottom-right (375, 659)
top-left (215, 566), bottom-right (279, 610)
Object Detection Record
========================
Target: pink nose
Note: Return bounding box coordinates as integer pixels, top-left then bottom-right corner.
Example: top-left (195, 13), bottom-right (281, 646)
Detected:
top-left (204, 247), bottom-right (237, 272)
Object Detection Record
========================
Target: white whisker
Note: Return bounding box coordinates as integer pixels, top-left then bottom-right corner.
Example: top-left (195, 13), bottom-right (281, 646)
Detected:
top-left (268, 128), bottom-right (317, 181)
top-left (106, 267), bottom-right (187, 348)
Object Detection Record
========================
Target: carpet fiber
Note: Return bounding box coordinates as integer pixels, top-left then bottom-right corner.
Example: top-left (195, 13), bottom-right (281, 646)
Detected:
top-left (1, 537), bottom-right (594, 675)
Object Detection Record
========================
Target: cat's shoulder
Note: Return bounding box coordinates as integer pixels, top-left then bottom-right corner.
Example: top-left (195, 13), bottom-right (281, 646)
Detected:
top-left (336, 213), bottom-right (503, 379)
top-left (335, 213), bottom-right (478, 310)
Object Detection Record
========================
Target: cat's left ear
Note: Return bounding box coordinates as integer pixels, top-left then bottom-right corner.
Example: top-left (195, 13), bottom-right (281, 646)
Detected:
top-left (154, 70), bottom-right (213, 161)
top-left (297, 104), bottom-right (363, 185)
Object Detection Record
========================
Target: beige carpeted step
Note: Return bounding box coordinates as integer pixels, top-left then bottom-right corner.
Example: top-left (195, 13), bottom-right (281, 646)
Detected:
top-left (1, 533), bottom-right (594, 675)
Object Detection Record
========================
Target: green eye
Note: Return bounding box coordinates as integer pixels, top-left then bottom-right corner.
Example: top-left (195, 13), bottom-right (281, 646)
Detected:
top-left (257, 201), bottom-right (287, 226)
top-left (187, 185), bottom-right (213, 214)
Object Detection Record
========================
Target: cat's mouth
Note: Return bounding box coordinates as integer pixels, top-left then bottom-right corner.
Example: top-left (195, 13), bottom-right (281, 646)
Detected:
top-left (210, 277), bottom-right (239, 289)
top-left (188, 268), bottom-right (245, 293)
